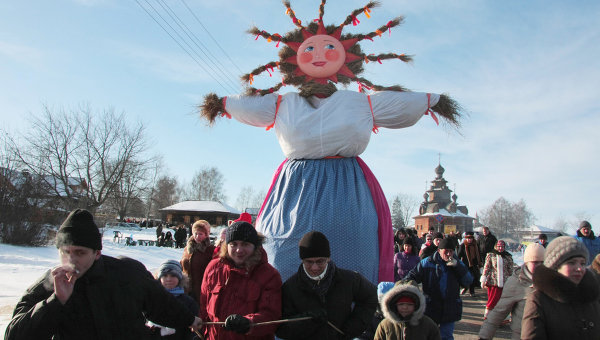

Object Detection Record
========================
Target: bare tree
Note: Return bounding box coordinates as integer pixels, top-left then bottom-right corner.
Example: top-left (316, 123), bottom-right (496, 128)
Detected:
top-left (0, 132), bottom-right (56, 245)
top-left (182, 167), bottom-right (226, 201)
top-left (149, 175), bottom-right (180, 218)
top-left (479, 197), bottom-right (535, 237)
top-left (236, 186), bottom-right (266, 211)
top-left (8, 104), bottom-right (149, 212)
top-left (105, 158), bottom-right (157, 221)
top-left (389, 193), bottom-right (420, 230)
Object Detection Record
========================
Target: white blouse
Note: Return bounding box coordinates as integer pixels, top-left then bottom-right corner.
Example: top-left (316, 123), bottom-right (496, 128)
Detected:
top-left (225, 90), bottom-right (438, 160)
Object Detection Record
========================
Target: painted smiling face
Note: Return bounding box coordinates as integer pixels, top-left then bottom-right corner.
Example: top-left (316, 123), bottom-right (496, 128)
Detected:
top-left (297, 35), bottom-right (346, 79)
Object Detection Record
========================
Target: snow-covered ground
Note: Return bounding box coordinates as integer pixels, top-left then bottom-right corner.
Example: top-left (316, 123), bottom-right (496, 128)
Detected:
top-left (0, 228), bottom-right (524, 336)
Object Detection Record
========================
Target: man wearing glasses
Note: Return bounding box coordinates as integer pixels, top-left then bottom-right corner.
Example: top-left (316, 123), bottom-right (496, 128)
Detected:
top-left (276, 231), bottom-right (378, 339)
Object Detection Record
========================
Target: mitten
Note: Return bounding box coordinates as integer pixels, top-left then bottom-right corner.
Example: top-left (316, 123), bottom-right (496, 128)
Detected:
top-left (224, 314), bottom-right (251, 334)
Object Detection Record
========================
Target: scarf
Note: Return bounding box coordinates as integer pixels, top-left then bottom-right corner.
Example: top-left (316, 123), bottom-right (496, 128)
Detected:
top-left (167, 286), bottom-right (185, 296)
top-left (186, 237), bottom-right (211, 254)
top-left (299, 261), bottom-right (337, 303)
top-left (464, 242), bottom-right (481, 267)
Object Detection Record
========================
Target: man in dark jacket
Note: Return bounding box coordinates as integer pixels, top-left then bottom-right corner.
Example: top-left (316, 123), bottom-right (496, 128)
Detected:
top-left (477, 227), bottom-right (498, 261)
top-left (276, 231), bottom-right (378, 339)
top-left (404, 238), bottom-right (473, 340)
top-left (5, 209), bottom-right (203, 340)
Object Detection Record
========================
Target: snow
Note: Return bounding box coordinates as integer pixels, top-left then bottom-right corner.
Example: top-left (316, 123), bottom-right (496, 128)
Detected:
top-left (0, 227), bottom-right (524, 336)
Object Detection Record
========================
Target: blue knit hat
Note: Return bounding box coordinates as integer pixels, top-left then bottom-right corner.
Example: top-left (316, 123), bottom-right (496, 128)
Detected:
top-left (377, 281), bottom-right (395, 299)
top-left (158, 260), bottom-right (183, 281)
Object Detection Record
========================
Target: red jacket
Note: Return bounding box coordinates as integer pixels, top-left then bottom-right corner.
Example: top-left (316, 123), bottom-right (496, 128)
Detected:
top-left (200, 249), bottom-right (282, 340)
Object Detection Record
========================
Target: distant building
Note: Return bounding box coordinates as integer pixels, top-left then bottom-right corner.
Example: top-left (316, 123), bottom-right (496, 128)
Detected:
top-left (413, 163), bottom-right (474, 237)
top-left (159, 200), bottom-right (241, 227)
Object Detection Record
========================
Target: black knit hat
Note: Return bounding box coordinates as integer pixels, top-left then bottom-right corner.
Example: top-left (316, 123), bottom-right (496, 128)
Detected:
top-left (226, 221), bottom-right (259, 246)
top-left (433, 232), bottom-right (444, 240)
top-left (438, 238), bottom-right (454, 250)
top-left (299, 231), bottom-right (331, 259)
top-left (56, 209), bottom-right (102, 250)
top-left (580, 221), bottom-right (592, 230)
top-left (402, 237), bottom-right (414, 247)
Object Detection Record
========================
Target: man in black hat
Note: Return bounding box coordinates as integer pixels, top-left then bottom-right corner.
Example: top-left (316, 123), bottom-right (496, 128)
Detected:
top-left (5, 209), bottom-right (203, 340)
top-left (276, 231), bottom-right (378, 339)
top-left (405, 237), bottom-right (473, 340)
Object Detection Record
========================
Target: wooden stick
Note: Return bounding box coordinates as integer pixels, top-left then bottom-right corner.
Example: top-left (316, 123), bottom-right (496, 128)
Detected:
top-left (327, 321), bottom-right (345, 335)
top-left (201, 316), bottom-right (313, 327)
top-left (252, 316), bottom-right (313, 326)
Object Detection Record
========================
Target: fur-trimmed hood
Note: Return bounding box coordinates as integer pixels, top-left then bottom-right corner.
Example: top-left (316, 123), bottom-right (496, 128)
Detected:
top-left (380, 283), bottom-right (426, 326)
top-left (533, 265), bottom-right (600, 303)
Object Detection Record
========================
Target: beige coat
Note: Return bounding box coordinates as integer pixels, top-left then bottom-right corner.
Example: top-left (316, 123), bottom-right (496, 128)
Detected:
top-left (374, 283), bottom-right (440, 340)
top-left (478, 265), bottom-right (534, 340)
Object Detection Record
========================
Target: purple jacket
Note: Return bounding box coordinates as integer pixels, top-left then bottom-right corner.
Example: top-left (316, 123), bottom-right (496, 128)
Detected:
top-left (394, 251), bottom-right (420, 281)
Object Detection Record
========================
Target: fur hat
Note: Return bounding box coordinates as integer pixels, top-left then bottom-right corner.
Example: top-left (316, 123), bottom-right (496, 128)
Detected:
top-left (381, 282), bottom-right (426, 326)
top-left (192, 220), bottom-right (211, 235)
top-left (299, 231), bottom-right (331, 259)
top-left (56, 209), bottom-right (102, 250)
top-left (226, 221), bottom-right (259, 246)
top-left (544, 236), bottom-right (589, 270)
top-left (524, 242), bottom-right (546, 263)
top-left (158, 260), bottom-right (183, 281)
top-left (438, 237), bottom-right (454, 250)
top-left (591, 254), bottom-right (600, 275)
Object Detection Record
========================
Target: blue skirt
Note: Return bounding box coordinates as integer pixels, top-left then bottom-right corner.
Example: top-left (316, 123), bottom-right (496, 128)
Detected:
top-left (256, 158), bottom-right (379, 283)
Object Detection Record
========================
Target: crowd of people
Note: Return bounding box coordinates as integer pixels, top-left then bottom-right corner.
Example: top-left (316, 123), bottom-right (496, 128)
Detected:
top-left (5, 209), bottom-right (600, 340)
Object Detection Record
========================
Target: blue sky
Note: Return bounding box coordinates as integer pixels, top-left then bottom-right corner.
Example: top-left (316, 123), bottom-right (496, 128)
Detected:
top-left (1, 0), bottom-right (599, 231)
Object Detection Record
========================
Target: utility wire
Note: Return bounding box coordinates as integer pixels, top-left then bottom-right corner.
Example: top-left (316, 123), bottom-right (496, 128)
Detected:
top-left (179, 0), bottom-right (245, 75)
top-left (156, 0), bottom-right (240, 91)
top-left (142, 0), bottom-right (238, 93)
top-left (134, 0), bottom-right (238, 94)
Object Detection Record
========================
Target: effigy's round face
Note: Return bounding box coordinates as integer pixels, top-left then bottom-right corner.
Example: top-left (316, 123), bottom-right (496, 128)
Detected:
top-left (297, 34), bottom-right (346, 78)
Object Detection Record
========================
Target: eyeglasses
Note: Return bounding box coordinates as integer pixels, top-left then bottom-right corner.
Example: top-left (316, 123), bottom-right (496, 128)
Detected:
top-left (303, 258), bottom-right (328, 266)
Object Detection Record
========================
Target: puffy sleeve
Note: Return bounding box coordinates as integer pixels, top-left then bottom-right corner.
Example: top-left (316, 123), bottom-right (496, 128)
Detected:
top-left (369, 91), bottom-right (439, 129)
top-left (224, 93), bottom-right (279, 128)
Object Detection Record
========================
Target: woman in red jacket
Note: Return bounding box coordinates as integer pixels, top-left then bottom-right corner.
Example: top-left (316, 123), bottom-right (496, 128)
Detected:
top-left (200, 221), bottom-right (282, 340)
top-left (181, 220), bottom-right (215, 304)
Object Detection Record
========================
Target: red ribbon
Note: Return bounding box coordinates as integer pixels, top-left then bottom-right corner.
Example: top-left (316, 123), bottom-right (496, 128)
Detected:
top-left (425, 93), bottom-right (439, 126)
top-left (352, 15), bottom-right (360, 26)
top-left (221, 97), bottom-right (231, 119)
top-left (364, 36), bottom-right (373, 41)
top-left (387, 21), bottom-right (393, 36)
top-left (377, 57), bottom-right (382, 64)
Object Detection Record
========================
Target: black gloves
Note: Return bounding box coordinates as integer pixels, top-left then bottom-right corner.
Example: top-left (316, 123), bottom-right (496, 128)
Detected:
top-left (224, 314), bottom-right (251, 334)
top-left (298, 309), bottom-right (327, 324)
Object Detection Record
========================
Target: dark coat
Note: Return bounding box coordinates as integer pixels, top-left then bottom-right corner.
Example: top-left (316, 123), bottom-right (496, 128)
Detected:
top-left (149, 293), bottom-right (200, 340)
top-left (521, 265), bottom-right (600, 340)
top-left (404, 252), bottom-right (473, 324)
top-left (200, 249), bottom-right (282, 340)
top-left (180, 238), bottom-right (215, 303)
top-left (5, 255), bottom-right (196, 340)
top-left (477, 232), bottom-right (497, 259)
top-left (276, 263), bottom-right (378, 340)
